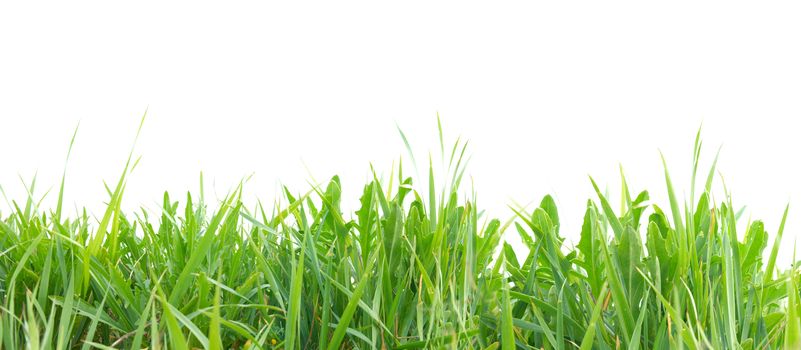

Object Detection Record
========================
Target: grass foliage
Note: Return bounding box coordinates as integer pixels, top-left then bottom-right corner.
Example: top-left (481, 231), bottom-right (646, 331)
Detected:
top-left (0, 119), bottom-right (798, 349)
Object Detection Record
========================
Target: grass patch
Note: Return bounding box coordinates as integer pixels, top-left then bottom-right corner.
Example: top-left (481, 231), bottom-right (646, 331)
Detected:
top-left (0, 119), bottom-right (798, 349)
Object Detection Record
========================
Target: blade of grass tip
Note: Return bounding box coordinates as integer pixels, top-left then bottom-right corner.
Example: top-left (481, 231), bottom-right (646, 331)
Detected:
top-left (660, 151), bottom-right (686, 241)
top-left (368, 164), bottom-right (390, 216)
top-left (448, 141), bottom-right (470, 194)
top-left (21, 172), bottom-right (37, 220)
top-left (85, 111), bottom-right (147, 290)
top-left (437, 112), bottom-right (444, 161)
top-left (704, 145), bottom-right (722, 194)
top-left (579, 284), bottom-right (609, 350)
top-left (199, 171), bottom-right (205, 217)
top-left (326, 251), bottom-right (378, 350)
top-left (589, 176), bottom-right (623, 238)
top-left (690, 124), bottom-right (703, 206)
top-left (0, 183), bottom-right (12, 212)
top-left (447, 135), bottom-right (461, 169)
top-left (660, 151), bottom-right (691, 287)
top-left (89, 110), bottom-right (146, 253)
top-left (55, 122), bottom-right (79, 222)
top-left (428, 156), bottom-right (437, 232)
top-left (619, 165), bottom-right (632, 214)
top-left (765, 203), bottom-right (790, 283)
top-left (396, 122), bottom-right (419, 174)
top-left (689, 127), bottom-right (702, 234)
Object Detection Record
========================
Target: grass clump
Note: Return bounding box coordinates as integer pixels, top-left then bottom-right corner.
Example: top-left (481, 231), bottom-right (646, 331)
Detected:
top-left (0, 120), bottom-right (798, 349)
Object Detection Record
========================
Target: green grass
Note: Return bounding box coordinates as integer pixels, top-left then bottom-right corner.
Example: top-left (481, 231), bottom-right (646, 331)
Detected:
top-left (0, 119), bottom-right (798, 349)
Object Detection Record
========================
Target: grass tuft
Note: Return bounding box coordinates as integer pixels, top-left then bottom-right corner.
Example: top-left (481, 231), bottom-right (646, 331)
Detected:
top-left (0, 122), bottom-right (797, 349)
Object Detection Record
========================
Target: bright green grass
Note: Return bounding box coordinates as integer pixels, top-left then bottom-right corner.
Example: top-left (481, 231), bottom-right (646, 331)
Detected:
top-left (0, 119), bottom-right (798, 349)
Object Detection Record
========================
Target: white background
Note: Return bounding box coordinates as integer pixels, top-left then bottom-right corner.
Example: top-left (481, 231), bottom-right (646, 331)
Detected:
top-left (1, 2), bottom-right (799, 263)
